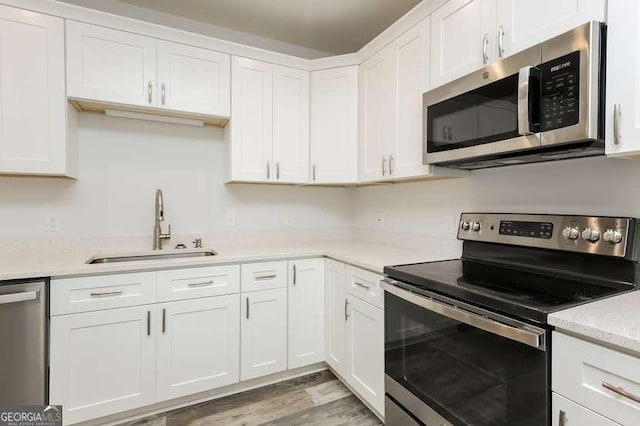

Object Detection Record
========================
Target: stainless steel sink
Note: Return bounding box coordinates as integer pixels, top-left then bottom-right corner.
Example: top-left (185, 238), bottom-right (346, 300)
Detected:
top-left (87, 250), bottom-right (217, 264)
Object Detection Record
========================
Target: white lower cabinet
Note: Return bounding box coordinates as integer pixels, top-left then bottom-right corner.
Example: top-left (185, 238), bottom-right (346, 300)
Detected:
top-left (50, 305), bottom-right (156, 424)
top-left (156, 295), bottom-right (240, 402)
top-left (552, 393), bottom-right (619, 426)
top-left (325, 259), bottom-right (348, 374)
top-left (241, 288), bottom-right (288, 380)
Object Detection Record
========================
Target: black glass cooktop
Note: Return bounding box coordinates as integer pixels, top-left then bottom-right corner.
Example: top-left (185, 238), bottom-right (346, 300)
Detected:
top-left (384, 259), bottom-right (630, 325)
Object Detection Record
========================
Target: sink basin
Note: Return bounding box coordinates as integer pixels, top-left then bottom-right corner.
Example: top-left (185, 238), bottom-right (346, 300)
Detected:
top-left (87, 250), bottom-right (217, 264)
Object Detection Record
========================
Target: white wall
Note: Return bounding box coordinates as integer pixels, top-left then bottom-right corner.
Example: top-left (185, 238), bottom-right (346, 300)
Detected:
top-left (353, 156), bottom-right (640, 246)
top-left (0, 112), bottom-right (352, 240)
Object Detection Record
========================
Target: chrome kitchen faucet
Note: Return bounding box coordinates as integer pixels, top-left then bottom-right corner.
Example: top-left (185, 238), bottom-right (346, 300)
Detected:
top-left (153, 189), bottom-right (171, 250)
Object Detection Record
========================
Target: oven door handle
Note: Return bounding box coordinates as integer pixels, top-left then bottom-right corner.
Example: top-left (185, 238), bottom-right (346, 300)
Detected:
top-left (382, 281), bottom-right (545, 350)
top-left (518, 65), bottom-right (541, 136)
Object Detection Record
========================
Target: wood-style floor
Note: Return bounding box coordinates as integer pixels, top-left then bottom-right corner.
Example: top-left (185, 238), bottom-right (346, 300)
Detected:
top-left (118, 370), bottom-right (383, 426)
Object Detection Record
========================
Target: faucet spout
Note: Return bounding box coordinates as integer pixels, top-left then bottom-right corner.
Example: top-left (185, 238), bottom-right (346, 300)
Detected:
top-left (153, 189), bottom-right (171, 250)
top-left (155, 189), bottom-right (164, 222)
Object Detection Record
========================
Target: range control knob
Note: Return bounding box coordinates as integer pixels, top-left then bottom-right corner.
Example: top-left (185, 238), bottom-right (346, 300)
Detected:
top-left (603, 229), bottom-right (623, 244)
top-left (561, 226), bottom-right (579, 240)
top-left (460, 221), bottom-right (470, 231)
top-left (581, 228), bottom-right (600, 243)
top-left (471, 222), bottom-right (481, 232)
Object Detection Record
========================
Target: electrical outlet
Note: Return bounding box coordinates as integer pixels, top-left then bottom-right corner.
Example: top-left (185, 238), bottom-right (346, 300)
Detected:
top-left (374, 211), bottom-right (385, 228)
top-left (225, 211), bottom-right (237, 228)
top-left (45, 215), bottom-right (59, 232)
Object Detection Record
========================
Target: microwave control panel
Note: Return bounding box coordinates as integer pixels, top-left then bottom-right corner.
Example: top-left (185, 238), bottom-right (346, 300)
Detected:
top-left (540, 50), bottom-right (580, 132)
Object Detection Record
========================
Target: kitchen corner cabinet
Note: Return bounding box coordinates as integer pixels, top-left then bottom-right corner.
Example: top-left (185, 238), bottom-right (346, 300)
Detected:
top-left (156, 295), bottom-right (240, 402)
top-left (606, 0), bottom-right (640, 157)
top-left (0, 5), bottom-right (75, 176)
top-left (310, 66), bottom-right (358, 184)
top-left (325, 259), bottom-right (348, 374)
top-left (288, 259), bottom-right (325, 369)
top-left (229, 56), bottom-right (309, 184)
top-left (49, 305), bottom-right (156, 424)
top-left (66, 21), bottom-right (230, 118)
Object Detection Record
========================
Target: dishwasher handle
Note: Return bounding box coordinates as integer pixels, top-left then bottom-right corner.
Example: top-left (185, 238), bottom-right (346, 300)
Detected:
top-left (0, 290), bottom-right (39, 305)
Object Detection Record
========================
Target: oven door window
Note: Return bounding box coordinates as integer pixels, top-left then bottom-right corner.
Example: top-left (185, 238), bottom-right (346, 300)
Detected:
top-left (385, 292), bottom-right (548, 426)
top-left (426, 74), bottom-right (520, 153)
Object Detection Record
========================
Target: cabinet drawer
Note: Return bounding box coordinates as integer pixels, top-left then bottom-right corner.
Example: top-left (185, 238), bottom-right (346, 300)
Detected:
top-left (552, 393), bottom-right (620, 426)
top-left (241, 261), bottom-right (287, 292)
top-left (345, 265), bottom-right (384, 309)
top-left (552, 332), bottom-right (640, 425)
top-left (51, 272), bottom-right (157, 315)
top-left (157, 265), bottom-right (240, 302)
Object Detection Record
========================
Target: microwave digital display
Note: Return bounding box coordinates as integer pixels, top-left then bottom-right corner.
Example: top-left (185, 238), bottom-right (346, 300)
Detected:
top-left (540, 51), bottom-right (580, 131)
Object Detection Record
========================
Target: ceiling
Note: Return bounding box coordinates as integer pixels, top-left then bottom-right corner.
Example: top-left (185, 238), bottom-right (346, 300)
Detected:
top-left (114, 0), bottom-right (422, 55)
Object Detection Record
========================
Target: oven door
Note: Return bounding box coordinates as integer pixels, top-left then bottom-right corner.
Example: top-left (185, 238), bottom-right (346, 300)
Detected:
top-left (383, 281), bottom-right (550, 426)
top-left (424, 45), bottom-right (541, 165)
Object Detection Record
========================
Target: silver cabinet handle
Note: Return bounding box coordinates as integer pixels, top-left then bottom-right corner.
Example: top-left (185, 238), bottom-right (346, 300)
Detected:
top-left (162, 308), bottom-right (166, 333)
top-left (312, 164), bottom-right (317, 181)
top-left (161, 83), bottom-right (166, 105)
top-left (0, 290), bottom-right (38, 305)
top-left (246, 297), bottom-right (250, 319)
top-left (255, 274), bottom-right (276, 281)
top-left (602, 381), bottom-right (640, 403)
top-left (147, 310), bottom-right (151, 336)
top-left (558, 410), bottom-right (567, 426)
top-left (498, 25), bottom-right (505, 58)
top-left (90, 290), bottom-right (123, 297)
top-left (148, 81), bottom-right (153, 104)
top-left (614, 103), bottom-right (622, 145)
top-left (354, 281), bottom-right (370, 290)
top-left (276, 162), bottom-right (280, 180)
top-left (382, 156), bottom-right (387, 176)
top-left (344, 298), bottom-right (350, 320)
top-left (188, 280), bottom-right (214, 288)
top-left (482, 33), bottom-right (489, 64)
top-left (267, 161), bottom-right (270, 179)
top-left (293, 264), bottom-right (297, 285)
top-left (389, 155), bottom-right (394, 175)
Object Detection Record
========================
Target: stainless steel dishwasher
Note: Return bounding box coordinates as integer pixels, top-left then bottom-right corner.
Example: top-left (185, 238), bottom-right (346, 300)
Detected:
top-left (0, 279), bottom-right (48, 404)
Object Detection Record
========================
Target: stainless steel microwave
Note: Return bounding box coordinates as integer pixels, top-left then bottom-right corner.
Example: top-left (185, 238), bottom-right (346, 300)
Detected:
top-left (423, 21), bottom-right (605, 170)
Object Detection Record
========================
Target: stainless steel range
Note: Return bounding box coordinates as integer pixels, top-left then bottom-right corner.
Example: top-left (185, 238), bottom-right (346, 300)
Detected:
top-left (382, 213), bottom-right (639, 426)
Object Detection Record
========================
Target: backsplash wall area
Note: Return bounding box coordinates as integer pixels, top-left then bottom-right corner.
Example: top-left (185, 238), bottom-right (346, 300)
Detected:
top-left (0, 112), bottom-right (353, 247)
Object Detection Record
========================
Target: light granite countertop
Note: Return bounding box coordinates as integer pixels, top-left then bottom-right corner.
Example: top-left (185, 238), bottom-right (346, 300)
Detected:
top-left (0, 239), bottom-right (455, 281)
top-left (549, 291), bottom-right (640, 355)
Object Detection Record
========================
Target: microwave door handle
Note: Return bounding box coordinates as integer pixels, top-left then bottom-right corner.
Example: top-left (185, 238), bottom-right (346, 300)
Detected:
top-left (518, 66), bottom-right (540, 136)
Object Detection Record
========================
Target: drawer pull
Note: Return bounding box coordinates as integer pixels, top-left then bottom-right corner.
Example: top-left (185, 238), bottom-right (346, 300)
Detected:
top-left (559, 410), bottom-right (567, 426)
top-left (602, 381), bottom-right (640, 404)
top-left (90, 290), bottom-right (123, 297)
top-left (255, 274), bottom-right (276, 281)
top-left (354, 281), bottom-right (371, 290)
top-left (187, 280), bottom-right (214, 288)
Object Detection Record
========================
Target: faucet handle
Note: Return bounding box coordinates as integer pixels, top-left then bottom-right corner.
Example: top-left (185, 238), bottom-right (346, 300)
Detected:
top-left (167, 224), bottom-right (172, 236)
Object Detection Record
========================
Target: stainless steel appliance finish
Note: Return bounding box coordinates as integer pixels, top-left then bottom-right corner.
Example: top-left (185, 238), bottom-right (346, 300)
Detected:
top-left (423, 22), bottom-right (604, 168)
top-left (0, 280), bottom-right (48, 404)
top-left (87, 250), bottom-right (217, 264)
top-left (153, 188), bottom-right (172, 250)
top-left (458, 213), bottom-right (631, 257)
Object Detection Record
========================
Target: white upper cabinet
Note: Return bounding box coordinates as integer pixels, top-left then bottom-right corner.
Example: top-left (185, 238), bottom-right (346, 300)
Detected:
top-left (310, 66), bottom-right (358, 184)
top-left (229, 56), bottom-right (309, 183)
top-left (288, 259), bottom-right (324, 369)
top-left (272, 65), bottom-right (310, 183)
top-left (67, 21), bottom-right (157, 108)
top-left (431, 0), bottom-right (497, 88)
top-left (496, 0), bottom-right (605, 58)
top-left (606, 0), bottom-right (640, 157)
top-left (0, 5), bottom-right (73, 176)
top-left (157, 40), bottom-right (230, 117)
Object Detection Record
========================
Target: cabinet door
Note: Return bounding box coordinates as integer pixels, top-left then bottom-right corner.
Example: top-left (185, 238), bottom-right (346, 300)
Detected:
top-left (359, 47), bottom-right (396, 182)
top-left (66, 21), bottom-right (157, 107)
top-left (49, 306), bottom-right (156, 424)
top-left (156, 295), bottom-right (240, 401)
top-left (430, 0), bottom-right (497, 88)
top-left (288, 259), bottom-right (324, 369)
top-left (0, 5), bottom-right (66, 175)
top-left (324, 259), bottom-right (347, 376)
top-left (606, 1), bottom-right (640, 157)
top-left (389, 19), bottom-right (432, 179)
top-left (497, 0), bottom-right (605, 58)
top-left (345, 295), bottom-right (384, 415)
top-left (157, 41), bottom-right (230, 117)
top-left (230, 57), bottom-right (273, 182)
top-left (310, 66), bottom-right (358, 184)
top-left (552, 393), bottom-right (620, 426)
top-left (273, 65), bottom-right (310, 183)
top-left (241, 288), bottom-right (287, 380)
